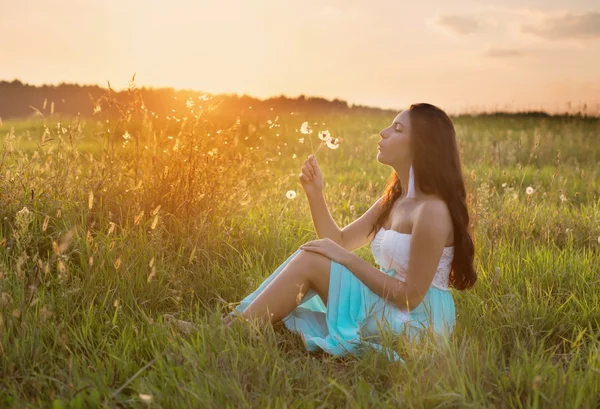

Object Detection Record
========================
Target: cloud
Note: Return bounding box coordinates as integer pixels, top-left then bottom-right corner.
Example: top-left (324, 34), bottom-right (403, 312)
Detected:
top-left (435, 14), bottom-right (483, 35)
top-left (521, 11), bottom-right (600, 40)
top-left (483, 47), bottom-right (524, 58)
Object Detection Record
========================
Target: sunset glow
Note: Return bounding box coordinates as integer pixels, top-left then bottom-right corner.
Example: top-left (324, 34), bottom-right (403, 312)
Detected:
top-left (2, 0), bottom-right (599, 114)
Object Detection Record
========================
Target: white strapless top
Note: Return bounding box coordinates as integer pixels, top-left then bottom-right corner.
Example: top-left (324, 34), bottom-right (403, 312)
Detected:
top-left (370, 227), bottom-right (455, 291)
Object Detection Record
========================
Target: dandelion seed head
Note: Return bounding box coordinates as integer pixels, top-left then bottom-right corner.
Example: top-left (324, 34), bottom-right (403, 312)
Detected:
top-left (318, 130), bottom-right (331, 141)
top-left (286, 190), bottom-right (297, 200)
top-left (300, 122), bottom-right (313, 135)
top-left (326, 137), bottom-right (340, 149)
top-left (526, 186), bottom-right (534, 195)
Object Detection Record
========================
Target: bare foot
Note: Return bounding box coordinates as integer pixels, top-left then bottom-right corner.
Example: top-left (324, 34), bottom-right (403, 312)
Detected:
top-left (164, 314), bottom-right (198, 334)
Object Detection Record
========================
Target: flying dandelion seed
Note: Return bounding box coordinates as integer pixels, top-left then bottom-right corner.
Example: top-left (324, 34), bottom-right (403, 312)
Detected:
top-left (326, 137), bottom-right (340, 149)
top-left (526, 187), bottom-right (534, 195)
top-left (286, 190), bottom-right (297, 199)
top-left (300, 122), bottom-right (313, 135)
top-left (299, 138), bottom-right (305, 143)
top-left (318, 130), bottom-right (331, 141)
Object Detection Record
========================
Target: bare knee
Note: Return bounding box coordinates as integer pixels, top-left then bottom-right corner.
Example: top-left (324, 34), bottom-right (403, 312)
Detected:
top-left (296, 250), bottom-right (330, 305)
top-left (297, 250), bottom-right (330, 276)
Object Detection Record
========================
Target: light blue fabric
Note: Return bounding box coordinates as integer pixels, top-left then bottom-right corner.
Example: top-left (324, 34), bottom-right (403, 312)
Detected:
top-left (229, 249), bottom-right (456, 363)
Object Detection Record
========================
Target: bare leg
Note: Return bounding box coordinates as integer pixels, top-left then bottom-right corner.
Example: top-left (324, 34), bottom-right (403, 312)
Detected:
top-left (240, 250), bottom-right (331, 327)
top-left (169, 250), bottom-right (331, 333)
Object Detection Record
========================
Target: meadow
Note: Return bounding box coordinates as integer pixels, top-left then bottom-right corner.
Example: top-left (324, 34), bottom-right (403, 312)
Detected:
top-left (1, 88), bottom-right (600, 408)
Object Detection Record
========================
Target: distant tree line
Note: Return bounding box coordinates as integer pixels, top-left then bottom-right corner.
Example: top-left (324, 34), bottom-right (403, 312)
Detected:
top-left (0, 79), bottom-right (397, 121)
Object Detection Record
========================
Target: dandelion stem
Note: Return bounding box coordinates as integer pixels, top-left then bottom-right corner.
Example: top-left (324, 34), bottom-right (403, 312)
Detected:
top-left (308, 134), bottom-right (315, 155)
top-left (314, 141), bottom-right (324, 157)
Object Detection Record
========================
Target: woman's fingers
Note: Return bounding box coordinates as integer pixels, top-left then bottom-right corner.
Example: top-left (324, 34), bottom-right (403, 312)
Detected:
top-left (299, 170), bottom-right (312, 183)
top-left (306, 157), bottom-right (317, 176)
top-left (304, 161), bottom-right (316, 178)
top-left (301, 165), bottom-right (313, 180)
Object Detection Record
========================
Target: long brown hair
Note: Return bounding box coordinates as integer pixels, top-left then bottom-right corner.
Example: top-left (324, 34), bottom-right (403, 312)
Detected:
top-left (370, 103), bottom-right (476, 290)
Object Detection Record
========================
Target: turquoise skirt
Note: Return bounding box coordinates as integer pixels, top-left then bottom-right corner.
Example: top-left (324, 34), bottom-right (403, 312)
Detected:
top-left (228, 249), bottom-right (456, 363)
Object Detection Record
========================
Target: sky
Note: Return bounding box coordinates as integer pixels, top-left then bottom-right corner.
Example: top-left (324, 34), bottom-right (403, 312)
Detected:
top-left (1, 0), bottom-right (599, 114)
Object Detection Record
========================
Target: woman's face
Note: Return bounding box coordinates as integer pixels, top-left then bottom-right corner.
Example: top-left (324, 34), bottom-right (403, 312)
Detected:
top-left (377, 110), bottom-right (412, 166)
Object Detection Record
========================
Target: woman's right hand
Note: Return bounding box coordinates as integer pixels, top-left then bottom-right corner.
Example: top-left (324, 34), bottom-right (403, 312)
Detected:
top-left (299, 154), bottom-right (324, 196)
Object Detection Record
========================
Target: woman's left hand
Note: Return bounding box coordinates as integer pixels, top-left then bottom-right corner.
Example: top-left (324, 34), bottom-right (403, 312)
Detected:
top-left (299, 238), bottom-right (350, 265)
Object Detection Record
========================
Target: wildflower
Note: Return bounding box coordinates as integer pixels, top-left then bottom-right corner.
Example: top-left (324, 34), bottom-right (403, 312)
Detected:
top-left (286, 190), bottom-right (297, 199)
top-left (16, 206), bottom-right (30, 217)
top-left (151, 214), bottom-right (159, 230)
top-left (186, 98), bottom-right (195, 109)
top-left (318, 130), bottom-right (331, 142)
top-left (123, 131), bottom-right (131, 147)
top-left (526, 186), bottom-right (534, 195)
top-left (148, 265), bottom-right (156, 283)
top-left (326, 137), bottom-right (340, 149)
top-left (300, 122), bottom-right (313, 135)
top-left (134, 210), bottom-right (145, 225)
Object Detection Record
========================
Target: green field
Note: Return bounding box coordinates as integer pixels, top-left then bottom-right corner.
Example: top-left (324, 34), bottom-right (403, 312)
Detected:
top-left (1, 93), bottom-right (600, 407)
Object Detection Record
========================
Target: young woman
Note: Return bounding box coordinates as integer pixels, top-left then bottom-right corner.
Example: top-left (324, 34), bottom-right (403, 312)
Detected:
top-left (168, 103), bottom-right (477, 362)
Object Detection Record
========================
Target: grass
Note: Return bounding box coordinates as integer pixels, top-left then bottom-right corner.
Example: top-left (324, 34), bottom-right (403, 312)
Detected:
top-left (1, 87), bottom-right (599, 408)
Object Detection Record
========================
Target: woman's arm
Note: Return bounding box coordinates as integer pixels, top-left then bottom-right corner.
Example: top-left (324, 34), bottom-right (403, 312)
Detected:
top-left (306, 190), bottom-right (343, 244)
